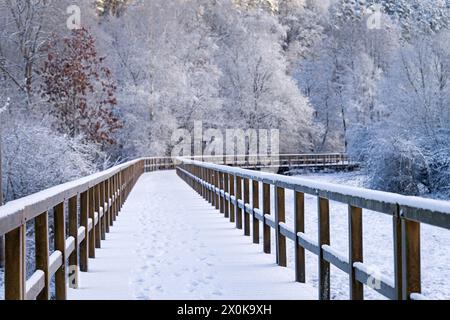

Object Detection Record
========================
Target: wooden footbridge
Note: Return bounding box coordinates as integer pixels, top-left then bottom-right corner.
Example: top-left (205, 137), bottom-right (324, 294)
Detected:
top-left (148, 153), bottom-right (358, 173)
top-left (0, 154), bottom-right (449, 300)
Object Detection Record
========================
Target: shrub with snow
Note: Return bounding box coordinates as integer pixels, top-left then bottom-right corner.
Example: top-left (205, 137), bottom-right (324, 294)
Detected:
top-left (363, 135), bottom-right (429, 195)
top-left (2, 118), bottom-right (100, 201)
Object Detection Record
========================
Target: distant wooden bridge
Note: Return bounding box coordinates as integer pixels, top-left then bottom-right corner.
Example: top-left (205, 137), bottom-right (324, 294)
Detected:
top-left (146, 153), bottom-right (359, 174)
top-left (0, 154), bottom-right (449, 300)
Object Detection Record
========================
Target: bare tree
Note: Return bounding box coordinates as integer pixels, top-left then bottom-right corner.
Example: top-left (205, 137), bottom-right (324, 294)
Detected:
top-left (0, 0), bottom-right (62, 104)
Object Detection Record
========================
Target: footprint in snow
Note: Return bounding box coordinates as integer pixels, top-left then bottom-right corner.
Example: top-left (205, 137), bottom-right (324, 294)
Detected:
top-left (152, 285), bottom-right (164, 293)
top-left (212, 290), bottom-right (223, 297)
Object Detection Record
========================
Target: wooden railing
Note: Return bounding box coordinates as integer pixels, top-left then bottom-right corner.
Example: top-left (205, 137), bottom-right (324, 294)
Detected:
top-left (144, 157), bottom-right (176, 172)
top-left (0, 153), bottom-right (354, 300)
top-left (144, 153), bottom-right (355, 171)
top-left (0, 159), bottom-right (151, 300)
top-left (176, 159), bottom-right (450, 300)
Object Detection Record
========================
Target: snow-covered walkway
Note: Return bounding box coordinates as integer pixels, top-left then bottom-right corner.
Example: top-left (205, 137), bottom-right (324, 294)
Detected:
top-left (68, 171), bottom-right (316, 300)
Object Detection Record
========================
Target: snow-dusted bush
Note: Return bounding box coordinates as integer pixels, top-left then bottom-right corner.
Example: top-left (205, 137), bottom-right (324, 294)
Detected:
top-left (363, 135), bottom-right (429, 195)
top-left (2, 118), bottom-right (100, 201)
top-left (422, 136), bottom-right (450, 197)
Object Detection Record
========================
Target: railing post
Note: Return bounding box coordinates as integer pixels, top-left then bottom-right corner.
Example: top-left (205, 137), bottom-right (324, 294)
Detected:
top-left (88, 187), bottom-right (96, 258)
top-left (108, 178), bottom-right (113, 227)
top-left (207, 169), bottom-right (214, 205)
top-left (200, 167), bottom-right (204, 198)
top-left (5, 225), bottom-right (26, 300)
top-left (195, 166), bottom-right (199, 194)
top-left (203, 168), bottom-right (207, 199)
top-left (121, 170), bottom-right (124, 209)
top-left (111, 176), bottom-right (115, 222)
top-left (294, 191), bottom-right (305, 283)
top-left (243, 178), bottom-right (250, 236)
top-left (118, 171), bottom-right (123, 212)
top-left (224, 173), bottom-right (229, 218)
top-left (208, 169), bottom-right (213, 205)
top-left (198, 166), bottom-right (201, 194)
top-left (275, 186), bottom-right (286, 267)
top-left (35, 211), bottom-right (49, 299)
top-left (318, 197), bottom-right (330, 300)
top-left (263, 183), bottom-right (271, 254)
top-left (235, 176), bottom-right (242, 230)
top-left (401, 217), bottom-right (421, 300)
top-left (198, 167), bottom-right (202, 197)
top-left (215, 170), bottom-right (220, 211)
top-left (98, 182), bottom-right (109, 240)
top-left (252, 180), bottom-right (259, 244)
top-left (393, 212), bottom-right (403, 300)
top-left (204, 168), bottom-right (207, 201)
top-left (68, 196), bottom-right (79, 289)
top-left (229, 174), bottom-right (235, 223)
top-left (103, 180), bottom-right (110, 233)
top-left (94, 184), bottom-right (101, 248)
top-left (80, 190), bottom-right (89, 272)
top-left (114, 174), bottom-right (119, 220)
top-left (206, 168), bottom-right (209, 198)
top-left (220, 172), bottom-right (225, 214)
top-left (194, 166), bottom-right (198, 194)
top-left (54, 202), bottom-right (67, 300)
top-left (349, 205), bottom-right (363, 300)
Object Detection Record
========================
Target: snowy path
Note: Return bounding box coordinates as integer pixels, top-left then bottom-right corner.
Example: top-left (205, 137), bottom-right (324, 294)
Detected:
top-left (68, 171), bottom-right (316, 300)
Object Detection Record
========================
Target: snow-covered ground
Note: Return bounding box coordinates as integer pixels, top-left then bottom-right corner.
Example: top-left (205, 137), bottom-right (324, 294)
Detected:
top-left (68, 171), bottom-right (316, 300)
top-left (276, 171), bottom-right (450, 300)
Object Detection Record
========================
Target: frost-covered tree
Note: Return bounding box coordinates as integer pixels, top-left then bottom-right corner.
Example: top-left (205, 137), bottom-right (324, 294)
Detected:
top-left (381, 32), bottom-right (450, 139)
top-left (278, 0), bottom-right (325, 70)
top-left (98, 0), bottom-right (223, 156)
top-left (362, 30), bottom-right (450, 195)
top-left (203, 1), bottom-right (315, 152)
top-left (295, 0), bottom-right (400, 151)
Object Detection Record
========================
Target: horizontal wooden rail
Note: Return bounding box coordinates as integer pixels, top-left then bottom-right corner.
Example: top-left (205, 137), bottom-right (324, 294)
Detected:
top-left (176, 158), bottom-right (450, 300)
top-left (169, 153), bottom-right (356, 170)
top-left (0, 157), bottom-right (170, 300)
top-left (143, 153), bottom-right (355, 171)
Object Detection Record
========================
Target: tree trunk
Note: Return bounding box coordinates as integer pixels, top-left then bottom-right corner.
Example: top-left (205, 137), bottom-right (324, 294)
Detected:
top-left (341, 104), bottom-right (348, 153)
top-left (320, 112), bottom-right (330, 152)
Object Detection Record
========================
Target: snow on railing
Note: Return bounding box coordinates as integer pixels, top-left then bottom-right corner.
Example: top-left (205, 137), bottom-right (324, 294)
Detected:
top-left (176, 157), bottom-right (450, 300)
top-left (0, 159), bottom-right (142, 235)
